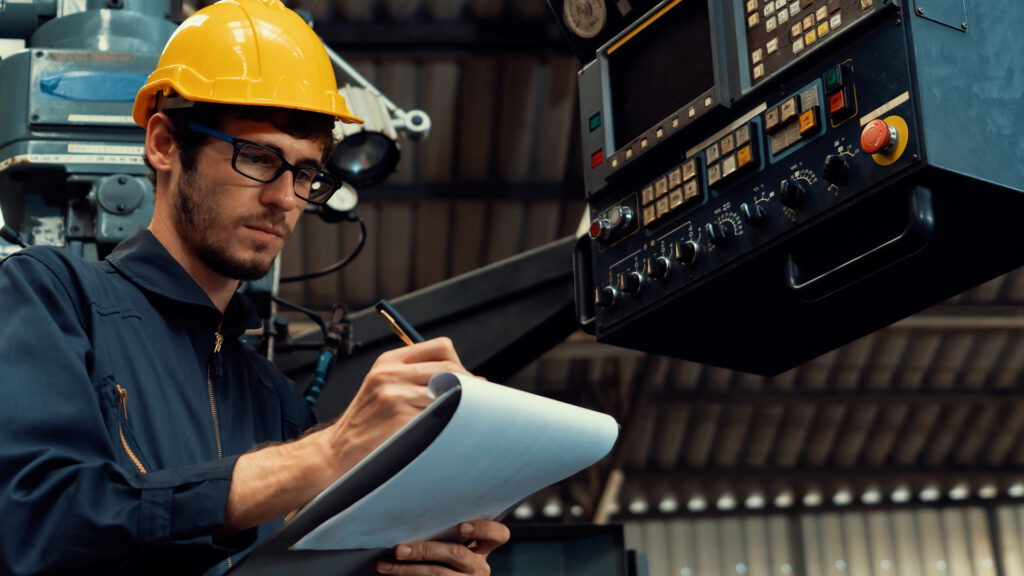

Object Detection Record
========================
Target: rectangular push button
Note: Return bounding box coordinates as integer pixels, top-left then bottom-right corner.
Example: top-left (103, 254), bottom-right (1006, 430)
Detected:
top-left (642, 204), bottom-right (657, 226)
top-left (684, 179), bottom-right (700, 202)
top-left (591, 149), bottom-right (604, 168)
top-left (799, 107), bottom-right (820, 136)
top-left (642, 185), bottom-right (655, 206)
top-left (669, 188), bottom-right (684, 210)
top-left (655, 176), bottom-right (669, 198)
top-left (765, 107), bottom-right (781, 133)
top-left (668, 167), bottom-right (683, 189)
top-left (780, 97), bottom-right (799, 124)
top-left (682, 159), bottom-right (697, 181)
top-left (589, 112), bottom-right (602, 132)
top-left (736, 144), bottom-right (754, 169)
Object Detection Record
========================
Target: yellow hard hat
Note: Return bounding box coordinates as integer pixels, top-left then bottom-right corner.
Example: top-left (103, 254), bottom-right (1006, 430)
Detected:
top-left (132, 0), bottom-right (363, 127)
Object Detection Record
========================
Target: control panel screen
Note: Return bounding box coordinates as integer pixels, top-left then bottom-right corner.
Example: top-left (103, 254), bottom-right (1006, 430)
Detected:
top-left (608, 0), bottom-right (714, 149)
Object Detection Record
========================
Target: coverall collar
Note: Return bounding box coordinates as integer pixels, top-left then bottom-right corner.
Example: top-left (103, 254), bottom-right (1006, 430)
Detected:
top-left (105, 229), bottom-right (262, 334)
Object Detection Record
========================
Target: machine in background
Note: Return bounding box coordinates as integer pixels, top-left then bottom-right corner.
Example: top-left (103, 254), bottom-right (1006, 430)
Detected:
top-left (559, 0), bottom-right (1024, 375)
top-left (0, 0), bottom-right (176, 260)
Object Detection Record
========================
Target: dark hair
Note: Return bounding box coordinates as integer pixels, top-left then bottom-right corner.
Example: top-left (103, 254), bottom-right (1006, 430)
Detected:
top-left (143, 102), bottom-right (337, 192)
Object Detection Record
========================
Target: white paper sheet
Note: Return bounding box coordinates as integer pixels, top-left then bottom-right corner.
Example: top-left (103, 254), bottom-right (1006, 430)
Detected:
top-left (292, 373), bottom-right (619, 550)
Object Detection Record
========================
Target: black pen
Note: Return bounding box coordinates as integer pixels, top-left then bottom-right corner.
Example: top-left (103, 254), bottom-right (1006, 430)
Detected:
top-left (375, 299), bottom-right (425, 346)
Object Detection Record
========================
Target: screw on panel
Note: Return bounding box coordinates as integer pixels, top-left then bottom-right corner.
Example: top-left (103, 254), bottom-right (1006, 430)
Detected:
top-left (916, 6), bottom-right (924, 15)
top-left (962, 22), bottom-right (968, 30)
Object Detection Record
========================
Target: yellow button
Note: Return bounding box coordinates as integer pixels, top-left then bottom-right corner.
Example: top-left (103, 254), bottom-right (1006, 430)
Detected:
top-left (817, 21), bottom-right (830, 37)
top-left (799, 108), bottom-right (819, 135)
top-left (805, 30), bottom-right (817, 46)
top-left (736, 145), bottom-right (753, 168)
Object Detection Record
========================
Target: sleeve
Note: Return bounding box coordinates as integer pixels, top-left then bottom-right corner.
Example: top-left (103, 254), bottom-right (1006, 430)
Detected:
top-left (0, 251), bottom-right (256, 576)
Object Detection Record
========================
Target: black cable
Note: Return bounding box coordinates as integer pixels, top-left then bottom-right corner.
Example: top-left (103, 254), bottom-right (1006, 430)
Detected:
top-left (279, 212), bottom-right (366, 284)
top-left (271, 295), bottom-right (327, 337)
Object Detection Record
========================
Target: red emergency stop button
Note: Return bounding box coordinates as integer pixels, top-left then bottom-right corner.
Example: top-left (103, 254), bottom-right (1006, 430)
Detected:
top-left (861, 119), bottom-right (898, 155)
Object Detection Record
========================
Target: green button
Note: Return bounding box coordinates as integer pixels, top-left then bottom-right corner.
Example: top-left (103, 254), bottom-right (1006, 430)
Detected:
top-left (823, 67), bottom-right (842, 94)
top-left (589, 112), bottom-right (602, 132)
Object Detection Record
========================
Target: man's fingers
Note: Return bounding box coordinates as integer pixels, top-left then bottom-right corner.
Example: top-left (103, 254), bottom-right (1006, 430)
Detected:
top-left (378, 337), bottom-right (457, 361)
top-left (460, 520), bottom-right (510, 556)
top-left (377, 541), bottom-right (485, 575)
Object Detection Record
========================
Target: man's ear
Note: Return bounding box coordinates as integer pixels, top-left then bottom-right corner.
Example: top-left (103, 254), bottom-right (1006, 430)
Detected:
top-left (145, 113), bottom-right (178, 174)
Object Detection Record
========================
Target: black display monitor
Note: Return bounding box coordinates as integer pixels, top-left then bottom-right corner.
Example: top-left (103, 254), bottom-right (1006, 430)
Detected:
top-left (607, 0), bottom-right (714, 149)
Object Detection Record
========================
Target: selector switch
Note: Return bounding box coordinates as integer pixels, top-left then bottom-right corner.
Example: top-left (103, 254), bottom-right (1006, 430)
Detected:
top-left (650, 256), bottom-right (673, 281)
top-left (595, 285), bottom-right (618, 310)
top-left (622, 271), bottom-right (646, 296)
top-left (779, 179), bottom-right (806, 207)
top-left (823, 154), bottom-right (851, 183)
top-left (675, 240), bottom-right (700, 267)
top-left (705, 222), bottom-right (732, 247)
top-left (740, 202), bottom-right (768, 226)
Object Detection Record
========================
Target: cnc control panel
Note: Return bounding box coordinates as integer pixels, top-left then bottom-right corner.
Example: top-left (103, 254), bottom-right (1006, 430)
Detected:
top-left (559, 0), bottom-right (1024, 373)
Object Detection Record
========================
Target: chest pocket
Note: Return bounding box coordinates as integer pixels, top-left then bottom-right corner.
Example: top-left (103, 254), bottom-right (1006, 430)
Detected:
top-left (93, 374), bottom-right (152, 475)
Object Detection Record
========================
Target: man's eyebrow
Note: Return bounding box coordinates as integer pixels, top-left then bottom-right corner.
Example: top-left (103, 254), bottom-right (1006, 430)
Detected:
top-left (251, 139), bottom-right (322, 169)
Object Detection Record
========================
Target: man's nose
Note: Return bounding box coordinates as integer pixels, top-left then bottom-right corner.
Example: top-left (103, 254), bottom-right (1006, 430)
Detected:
top-left (261, 170), bottom-right (299, 212)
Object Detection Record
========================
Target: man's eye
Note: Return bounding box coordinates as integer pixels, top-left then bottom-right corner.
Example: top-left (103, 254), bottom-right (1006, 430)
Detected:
top-left (295, 170), bottom-right (315, 184)
top-left (239, 151), bottom-right (276, 166)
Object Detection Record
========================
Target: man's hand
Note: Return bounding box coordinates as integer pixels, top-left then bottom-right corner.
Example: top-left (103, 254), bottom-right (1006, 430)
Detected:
top-left (224, 337), bottom-right (468, 532)
top-left (376, 520), bottom-right (511, 575)
top-left (323, 337), bottom-right (469, 478)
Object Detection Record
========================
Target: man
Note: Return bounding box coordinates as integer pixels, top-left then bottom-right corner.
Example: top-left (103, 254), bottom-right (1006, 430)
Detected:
top-left (0, 1), bottom-right (508, 574)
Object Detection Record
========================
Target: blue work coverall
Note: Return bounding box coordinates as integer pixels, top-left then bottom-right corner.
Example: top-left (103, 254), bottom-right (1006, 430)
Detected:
top-left (0, 230), bottom-right (316, 575)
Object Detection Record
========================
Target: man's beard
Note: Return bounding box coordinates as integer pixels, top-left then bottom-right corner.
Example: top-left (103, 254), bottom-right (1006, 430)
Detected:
top-left (174, 167), bottom-right (286, 281)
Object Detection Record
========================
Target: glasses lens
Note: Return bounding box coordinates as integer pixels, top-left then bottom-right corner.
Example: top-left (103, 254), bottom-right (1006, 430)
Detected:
top-left (235, 143), bottom-right (284, 182)
top-left (295, 168), bottom-right (338, 204)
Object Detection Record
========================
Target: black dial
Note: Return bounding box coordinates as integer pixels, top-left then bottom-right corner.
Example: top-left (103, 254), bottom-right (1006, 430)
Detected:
top-left (595, 284), bottom-right (618, 309)
top-left (822, 154), bottom-right (851, 184)
top-left (622, 271), bottom-right (645, 296)
top-left (779, 179), bottom-right (805, 208)
top-left (674, 240), bottom-right (700, 267)
top-left (651, 256), bottom-right (672, 281)
top-left (740, 202), bottom-right (767, 226)
top-left (705, 222), bottom-right (732, 247)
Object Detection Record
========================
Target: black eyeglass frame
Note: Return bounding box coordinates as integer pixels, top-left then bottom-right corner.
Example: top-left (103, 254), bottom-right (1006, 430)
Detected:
top-left (187, 121), bottom-right (339, 205)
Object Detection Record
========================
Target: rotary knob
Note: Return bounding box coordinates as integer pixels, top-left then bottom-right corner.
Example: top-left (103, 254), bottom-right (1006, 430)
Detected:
top-left (674, 240), bottom-right (700, 267)
top-left (704, 222), bottom-right (732, 247)
top-left (621, 270), bottom-right (646, 296)
top-left (779, 179), bottom-right (805, 208)
top-left (822, 154), bottom-right (851, 184)
top-left (650, 256), bottom-right (672, 281)
top-left (595, 284), bottom-right (618, 309)
top-left (740, 202), bottom-right (767, 226)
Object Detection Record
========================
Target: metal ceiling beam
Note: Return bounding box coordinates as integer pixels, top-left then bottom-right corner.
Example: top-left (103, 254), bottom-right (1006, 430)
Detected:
top-left (622, 465), bottom-right (1024, 486)
top-left (320, 19), bottom-right (572, 55)
top-left (359, 181), bottom-right (582, 201)
top-left (645, 387), bottom-right (1024, 407)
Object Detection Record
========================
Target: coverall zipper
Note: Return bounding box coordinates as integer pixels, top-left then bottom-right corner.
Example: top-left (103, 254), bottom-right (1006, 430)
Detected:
top-left (116, 385), bottom-right (147, 474)
top-left (208, 326), bottom-right (232, 568)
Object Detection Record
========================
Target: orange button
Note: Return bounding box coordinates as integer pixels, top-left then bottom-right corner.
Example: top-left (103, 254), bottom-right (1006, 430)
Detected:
top-left (798, 108), bottom-right (819, 136)
top-left (861, 119), bottom-right (894, 154)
